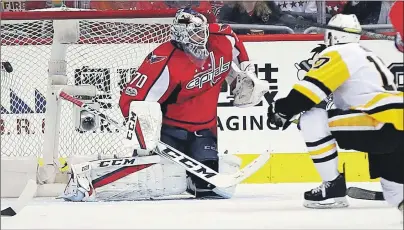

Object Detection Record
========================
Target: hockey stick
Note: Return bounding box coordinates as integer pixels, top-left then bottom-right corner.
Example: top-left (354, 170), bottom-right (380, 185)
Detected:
top-left (58, 90), bottom-right (270, 188)
top-left (1, 179), bottom-right (37, 217)
top-left (347, 187), bottom-right (385, 201)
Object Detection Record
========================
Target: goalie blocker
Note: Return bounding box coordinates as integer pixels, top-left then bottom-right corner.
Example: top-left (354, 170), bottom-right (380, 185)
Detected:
top-left (61, 101), bottom-right (241, 201)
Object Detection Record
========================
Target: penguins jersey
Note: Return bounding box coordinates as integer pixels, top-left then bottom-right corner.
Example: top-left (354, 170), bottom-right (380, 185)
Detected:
top-left (276, 42), bottom-right (403, 130)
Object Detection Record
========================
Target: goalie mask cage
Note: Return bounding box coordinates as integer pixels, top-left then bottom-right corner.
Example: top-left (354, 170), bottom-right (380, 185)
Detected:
top-left (0, 8), bottom-right (209, 198)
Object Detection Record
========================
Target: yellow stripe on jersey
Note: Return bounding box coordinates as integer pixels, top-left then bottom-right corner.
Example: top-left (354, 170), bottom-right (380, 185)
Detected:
top-left (329, 114), bottom-right (382, 128)
top-left (351, 92), bottom-right (404, 131)
top-left (369, 109), bottom-right (403, 131)
top-left (360, 92), bottom-right (403, 109)
top-left (305, 51), bottom-right (350, 92)
top-left (293, 84), bottom-right (322, 104)
top-left (309, 143), bottom-right (336, 156)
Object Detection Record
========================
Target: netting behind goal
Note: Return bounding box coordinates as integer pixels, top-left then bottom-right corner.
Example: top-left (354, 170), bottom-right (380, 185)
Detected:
top-left (0, 9), bottom-right (180, 160)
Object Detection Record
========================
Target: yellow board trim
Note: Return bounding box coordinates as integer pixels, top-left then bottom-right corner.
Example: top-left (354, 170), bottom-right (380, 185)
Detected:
top-left (235, 152), bottom-right (378, 183)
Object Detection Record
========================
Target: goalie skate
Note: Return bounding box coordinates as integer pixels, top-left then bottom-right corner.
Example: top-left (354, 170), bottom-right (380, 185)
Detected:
top-left (303, 174), bottom-right (349, 209)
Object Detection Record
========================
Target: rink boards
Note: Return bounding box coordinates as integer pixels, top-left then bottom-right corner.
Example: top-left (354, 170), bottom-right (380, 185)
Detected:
top-left (4, 36), bottom-right (403, 183)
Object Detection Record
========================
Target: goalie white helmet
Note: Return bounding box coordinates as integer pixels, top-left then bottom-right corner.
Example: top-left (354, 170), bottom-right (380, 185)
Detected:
top-left (324, 14), bottom-right (362, 46)
top-left (171, 7), bottom-right (209, 63)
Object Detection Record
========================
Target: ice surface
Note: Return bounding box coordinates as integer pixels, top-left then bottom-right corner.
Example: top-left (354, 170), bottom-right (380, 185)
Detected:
top-left (1, 182), bottom-right (403, 229)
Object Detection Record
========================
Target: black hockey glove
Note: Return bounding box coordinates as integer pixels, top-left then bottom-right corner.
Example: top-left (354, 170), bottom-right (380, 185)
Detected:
top-left (267, 102), bottom-right (293, 130)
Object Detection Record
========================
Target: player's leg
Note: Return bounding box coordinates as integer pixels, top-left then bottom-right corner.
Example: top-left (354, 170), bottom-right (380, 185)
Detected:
top-left (186, 129), bottom-right (241, 199)
top-left (368, 138), bottom-right (404, 213)
top-left (186, 129), bottom-right (218, 198)
top-left (329, 110), bottom-right (404, 213)
top-left (299, 107), bottom-right (348, 208)
top-left (160, 125), bottom-right (241, 199)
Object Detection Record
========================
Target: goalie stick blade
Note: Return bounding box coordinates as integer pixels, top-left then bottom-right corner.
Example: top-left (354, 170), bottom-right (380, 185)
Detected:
top-left (226, 150), bottom-right (271, 186)
top-left (347, 187), bottom-right (385, 201)
top-left (1, 179), bottom-right (37, 217)
top-left (1, 207), bottom-right (17, 217)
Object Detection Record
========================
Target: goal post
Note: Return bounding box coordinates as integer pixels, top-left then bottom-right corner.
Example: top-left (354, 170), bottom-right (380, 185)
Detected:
top-left (0, 7), bottom-right (210, 198)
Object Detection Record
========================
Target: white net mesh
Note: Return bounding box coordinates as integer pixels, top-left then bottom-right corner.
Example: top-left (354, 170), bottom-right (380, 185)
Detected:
top-left (1, 11), bottom-right (172, 159)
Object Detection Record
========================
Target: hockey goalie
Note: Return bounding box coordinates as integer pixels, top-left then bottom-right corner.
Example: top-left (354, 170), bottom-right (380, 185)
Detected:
top-left (60, 7), bottom-right (270, 202)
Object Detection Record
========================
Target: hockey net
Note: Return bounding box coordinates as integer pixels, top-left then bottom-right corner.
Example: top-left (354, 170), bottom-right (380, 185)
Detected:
top-left (0, 7), bottom-right (209, 197)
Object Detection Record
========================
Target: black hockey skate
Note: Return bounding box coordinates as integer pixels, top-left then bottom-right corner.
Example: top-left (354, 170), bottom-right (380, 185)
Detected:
top-left (303, 173), bottom-right (349, 209)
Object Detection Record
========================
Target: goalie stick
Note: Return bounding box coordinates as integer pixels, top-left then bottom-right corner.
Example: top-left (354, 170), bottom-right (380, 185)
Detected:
top-left (58, 90), bottom-right (270, 189)
top-left (347, 187), bottom-right (385, 201)
top-left (1, 179), bottom-right (37, 217)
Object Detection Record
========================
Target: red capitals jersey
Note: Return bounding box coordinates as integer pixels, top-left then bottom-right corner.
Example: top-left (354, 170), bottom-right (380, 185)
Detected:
top-left (119, 23), bottom-right (249, 132)
top-left (389, 1), bottom-right (403, 38)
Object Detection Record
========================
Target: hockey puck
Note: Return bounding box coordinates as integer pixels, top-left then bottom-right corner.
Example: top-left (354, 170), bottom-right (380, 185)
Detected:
top-left (1, 207), bottom-right (17, 216)
top-left (1, 61), bottom-right (13, 73)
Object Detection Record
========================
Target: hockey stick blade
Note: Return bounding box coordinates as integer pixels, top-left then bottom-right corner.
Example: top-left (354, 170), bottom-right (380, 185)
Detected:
top-left (58, 91), bottom-right (270, 188)
top-left (1, 179), bottom-right (37, 217)
top-left (347, 187), bottom-right (385, 201)
top-left (229, 150), bottom-right (270, 185)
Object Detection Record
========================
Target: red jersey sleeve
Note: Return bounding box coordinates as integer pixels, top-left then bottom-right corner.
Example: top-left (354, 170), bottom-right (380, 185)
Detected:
top-left (389, 1), bottom-right (403, 38)
top-left (209, 23), bottom-right (250, 64)
top-left (119, 43), bottom-right (176, 118)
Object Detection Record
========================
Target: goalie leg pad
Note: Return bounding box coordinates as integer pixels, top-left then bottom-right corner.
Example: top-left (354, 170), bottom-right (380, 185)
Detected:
top-left (60, 162), bottom-right (95, 202)
top-left (62, 155), bottom-right (187, 201)
top-left (92, 156), bottom-right (186, 201)
top-left (122, 101), bottom-right (162, 157)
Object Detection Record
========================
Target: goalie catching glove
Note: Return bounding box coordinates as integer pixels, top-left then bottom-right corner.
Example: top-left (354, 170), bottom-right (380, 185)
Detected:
top-left (228, 61), bottom-right (270, 108)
